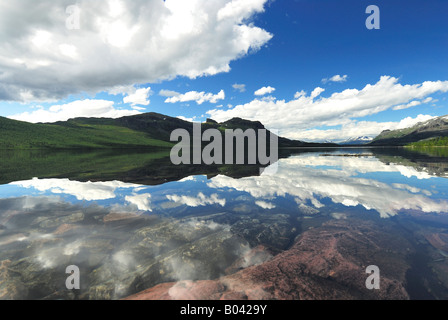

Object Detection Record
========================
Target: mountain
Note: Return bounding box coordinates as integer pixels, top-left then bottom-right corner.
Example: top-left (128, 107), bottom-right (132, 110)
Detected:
top-left (0, 115), bottom-right (174, 149)
top-left (370, 115), bottom-right (448, 146)
top-left (0, 113), bottom-right (337, 150)
top-left (341, 136), bottom-right (373, 145)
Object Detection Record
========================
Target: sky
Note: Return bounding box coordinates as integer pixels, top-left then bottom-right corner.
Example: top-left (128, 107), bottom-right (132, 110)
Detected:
top-left (0, 0), bottom-right (447, 142)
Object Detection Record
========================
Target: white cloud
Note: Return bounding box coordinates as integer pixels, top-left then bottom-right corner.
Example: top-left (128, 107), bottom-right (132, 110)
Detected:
top-left (8, 99), bottom-right (140, 123)
top-left (11, 178), bottom-right (142, 201)
top-left (292, 114), bottom-right (436, 142)
top-left (254, 86), bottom-right (276, 96)
top-left (396, 114), bottom-right (435, 129)
top-left (255, 200), bottom-right (276, 209)
top-left (159, 89), bottom-right (181, 97)
top-left (217, 0), bottom-right (266, 22)
top-left (294, 90), bottom-right (306, 99)
top-left (123, 87), bottom-right (151, 107)
top-left (232, 83), bottom-right (246, 92)
top-left (393, 100), bottom-right (421, 111)
top-left (0, 0), bottom-right (272, 102)
top-left (109, 85), bottom-right (151, 107)
top-left (59, 44), bottom-right (78, 60)
top-left (322, 75), bottom-right (348, 84)
top-left (207, 76), bottom-right (448, 140)
top-left (310, 87), bottom-right (325, 98)
top-left (166, 192), bottom-right (226, 207)
top-left (108, 85), bottom-right (136, 96)
top-left (393, 97), bottom-right (433, 110)
top-left (125, 193), bottom-right (152, 212)
top-left (207, 155), bottom-right (448, 218)
top-left (165, 90), bottom-right (225, 105)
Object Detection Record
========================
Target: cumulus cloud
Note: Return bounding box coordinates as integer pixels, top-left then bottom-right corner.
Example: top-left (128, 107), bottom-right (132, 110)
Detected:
top-left (165, 90), bottom-right (225, 105)
top-left (207, 76), bottom-right (448, 141)
top-left (207, 155), bottom-right (448, 218)
top-left (123, 87), bottom-right (151, 107)
top-left (293, 114), bottom-right (436, 142)
top-left (108, 85), bottom-right (137, 96)
top-left (287, 153), bottom-right (435, 180)
top-left (232, 83), bottom-right (246, 92)
top-left (159, 89), bottom-right (181, 97)
top-left (393, 100), bottom-right (422, 111)
top-left (109, 85), bottom-right (151, 107)
top-left (255, 200), bottom-right (275, 209)
top-left (11, 178), bottom-right (143, 201)
top-left (166, 192), bottom-right (226, 207)
top-left (322, 75), bottom-right (348, 84)
top-left (294, 90), bottom-right (306, 99)
top-left (0, 0), bottom-right (272, 102)
top-left (8, 99), bottom-right (140, 123)
top-left (125, 193), bottom-right (152, 211)
top-left (217, 0), bottom-right (266, 21)
top-left (310, 87), bottom-right (325, 99)
top-left (254, 86), bottom-right (276, 96)
top-left (393, 97), bottom-right (433, 111)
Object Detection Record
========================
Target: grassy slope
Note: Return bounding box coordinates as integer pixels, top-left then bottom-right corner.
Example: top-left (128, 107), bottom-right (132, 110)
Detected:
top-left (0, 113), bottom-right (332, 150)
top-left (372, 127), bottom-right (415, 141)
top-left (407, 137), bottom-right (448, 147)
top-left (0, 117), bottom-right (173, 149)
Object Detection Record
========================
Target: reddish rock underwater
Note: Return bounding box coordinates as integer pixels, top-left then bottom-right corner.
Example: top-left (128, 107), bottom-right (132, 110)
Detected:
top-left (125, 219), bottom-right (411, 300)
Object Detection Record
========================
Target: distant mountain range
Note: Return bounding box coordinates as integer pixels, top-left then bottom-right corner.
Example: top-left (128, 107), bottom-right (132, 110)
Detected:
top-left (370, 115), bottom-right (448, 146)
top-left (0, 113), bottom-right (337, 150)
top-left (341, 136), bottom-right (374, 145)
top-left (1, 112), bottom-right (447, 150)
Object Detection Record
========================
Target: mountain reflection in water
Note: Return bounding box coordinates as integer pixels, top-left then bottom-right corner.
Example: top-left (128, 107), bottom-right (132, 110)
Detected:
top-left (1, 148), bottom-right (448, 300)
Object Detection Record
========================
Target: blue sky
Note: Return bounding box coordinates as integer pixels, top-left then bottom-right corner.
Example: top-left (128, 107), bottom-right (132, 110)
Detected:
top-left (1, 0), bottom-right (447, 141)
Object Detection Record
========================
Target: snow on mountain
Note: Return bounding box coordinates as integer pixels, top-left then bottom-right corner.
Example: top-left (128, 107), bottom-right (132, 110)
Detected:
top-left (341, 136), bottom-right (374, 145)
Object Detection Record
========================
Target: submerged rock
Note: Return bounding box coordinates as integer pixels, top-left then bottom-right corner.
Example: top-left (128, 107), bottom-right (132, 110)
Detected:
top-left (125, 219), bottom-right (412, 300)
top-left (0, 260), bottom-right (28, 300)
top-left (424, 233), bottom-right (448, 252)
top-left (38, 212), bottom-right (85, 229)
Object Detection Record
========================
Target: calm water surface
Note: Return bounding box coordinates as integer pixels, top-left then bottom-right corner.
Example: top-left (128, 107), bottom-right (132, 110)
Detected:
top-left (1, 148), bottom-right (448, 299)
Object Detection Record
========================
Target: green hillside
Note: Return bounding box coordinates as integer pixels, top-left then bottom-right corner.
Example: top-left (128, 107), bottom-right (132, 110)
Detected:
top-left (0, 116), bottom-right (173, 149)
top-left (0, 112), bottom-right (338, 150)
top-left (407, 136), bottom-right (448, 147)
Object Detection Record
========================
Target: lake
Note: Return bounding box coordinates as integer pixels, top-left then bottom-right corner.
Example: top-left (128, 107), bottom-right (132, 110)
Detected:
top-left (1, 147), bottom-right (448, 300)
